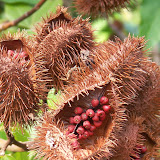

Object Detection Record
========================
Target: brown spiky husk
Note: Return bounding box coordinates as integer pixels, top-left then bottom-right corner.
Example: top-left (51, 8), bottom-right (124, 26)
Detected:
top-left (74, 0), bottom-right (131, 17)
top-left (29, 112), bottom-right (75, 160)
top-left (0, 32), bottom-right (47, 127)
top-left (33, 7), bottom-right (95, 90)
top-left (30, 35), bottom-right (160, 159)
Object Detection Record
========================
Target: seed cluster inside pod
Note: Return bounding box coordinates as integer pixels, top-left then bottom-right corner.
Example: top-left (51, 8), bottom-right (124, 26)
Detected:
top-left (51, 83), bottom-right (126, 159)
top-left (66, 95), bottom-right (111, 149)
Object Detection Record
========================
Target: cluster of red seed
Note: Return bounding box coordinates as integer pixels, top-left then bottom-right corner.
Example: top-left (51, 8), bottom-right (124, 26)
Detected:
top-left (131, 145), bottom-right (147, 160)
top-left (66, 96), bottom-right (111, 149)
top-left (7, 49), bottom-right (29, 65)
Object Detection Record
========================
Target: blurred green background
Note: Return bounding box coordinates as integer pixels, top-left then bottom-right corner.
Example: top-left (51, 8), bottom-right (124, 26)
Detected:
top-left (0, 0), bottom-right (160, 159)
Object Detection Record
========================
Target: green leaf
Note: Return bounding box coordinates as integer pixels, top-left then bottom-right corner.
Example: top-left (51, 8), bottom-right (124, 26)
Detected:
top-left (5, 3), bottom-right (33, 28)
top-left (47, 88), bottom-right (61, 109)
top-left (92, 18), bottom-right (111, 42)
top-left (140, 0), bottom-right (160, 48)
top-left (0, 0), bottom-right (37, 5)
top-left (4, 0), bottom-right (62, 29)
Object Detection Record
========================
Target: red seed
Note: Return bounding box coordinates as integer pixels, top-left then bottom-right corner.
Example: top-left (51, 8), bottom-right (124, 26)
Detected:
top-left (97, 110), bottom-right (105, 118)
top-left (77, 126), bottom-right (85, 134)
top-left (71, 140), bottom-right (80, 150)
top-left (100, 96), bottom-right (109, 105)
top-left (91, 99), bottom-right (99, 107)
top-left (74, 107), bottom-right (83, 115)
top-left (81, 112), bottom-right (88, 120)
top-left (99, 114), bottom-right (106, 121)
top-left (86, 109), bottom-right (95, 117)
top-left (20, 51), bottom-right (27, 58)
top-left (102, 105), bottom-right (111, 113)
top-left (83, 120), bottom-right (91, 129)
top-left (69, 117), bottom-right (75, 124)
top-left (82, 131), bottom-right (89, 139)
top-left (88, 130), bottom-right (93, 136)
top-left (90, 125), bottom-right (96, 131)
top-left (141, 146), bottom-right (147, 154)
top-left (78, 134), bottom-right (83, 140)
top-left (68, 133), bottom-right (77, 139)
top-left (68, 125), bottom-right (75, 133)
top-left (73, 115), bottom-right (81, 124)
top-left (93, 121), bottom-right (102, 127)
top-left (92, 113), bottom-right (99, 121)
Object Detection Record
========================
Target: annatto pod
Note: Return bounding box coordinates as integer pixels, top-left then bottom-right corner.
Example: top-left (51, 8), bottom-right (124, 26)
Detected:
top-left (0, 32), bottom-right (47, 128)
top-left (74, 0), bottom-right (131, 17)
top-left (30, 36), bottom-right (160, 159)
top-left (112, 115), bottom-right (160, 160)
top-left (33, 6), bottom-right (95, 90)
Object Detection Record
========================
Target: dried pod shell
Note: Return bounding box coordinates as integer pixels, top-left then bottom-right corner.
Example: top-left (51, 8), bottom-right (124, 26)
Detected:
top-left (34, 6), bottom-right (72, 45)
top-left (34, 7), bottom-right (95, 89)
top-left (0, 32), bottom-right (47, 127)
top-left (74, 0), bottom-right (131, 17)
top-left (28, 112), bottom-right (75, 160)
top-left (111, 115), bottom-right (160, 160)
top-left (0, 31), bottom-right (33, 66)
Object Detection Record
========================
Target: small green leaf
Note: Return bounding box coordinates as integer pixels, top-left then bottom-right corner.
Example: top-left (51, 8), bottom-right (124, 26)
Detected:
top-left (47, 88), bottom-right (61, 109)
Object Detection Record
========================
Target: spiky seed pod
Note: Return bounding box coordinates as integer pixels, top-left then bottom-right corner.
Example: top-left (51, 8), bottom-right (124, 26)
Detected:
top-left (0, 33), bottom-right (47, 127)
top-left (33, 7), bottom-right (95, 89)
top-left (127, 61), bottom-right (160, 148)
top-left (0, 31), bottom-right (33, 67)
top-left (34, 6), bottom-right (72, 45)
top-left (28, 112), bottom-right (75, 160)
top-left (74, 0), bottom-right (131, 17)
top-left (111, 115), bottom-right (159, 160)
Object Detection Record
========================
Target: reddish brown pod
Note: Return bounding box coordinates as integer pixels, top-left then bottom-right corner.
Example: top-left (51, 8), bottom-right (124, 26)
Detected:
top-left (33, 6), bottom-right (95, 90)
top-left (74, 0), bottom-right (131, 17)
top-left (0, 32), bottom-right (47, 128)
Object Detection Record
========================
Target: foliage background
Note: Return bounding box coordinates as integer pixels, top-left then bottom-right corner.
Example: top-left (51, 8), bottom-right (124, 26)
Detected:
top-left (0, 0), bottom-right (159, 159)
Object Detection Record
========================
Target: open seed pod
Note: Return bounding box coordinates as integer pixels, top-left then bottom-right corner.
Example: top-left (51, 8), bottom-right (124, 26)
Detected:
top-left (0, 32), bottom-right (47, 128)
top-left (74, 0), bottom-right (131, 17)
top-left (0, 31), bottom-right (33, 67)
top-left (127, 61), bottom-right (160, 142)
top-left (112, 115), bottom-right (160, 160)
top-left (33, 7), bottom-right (95, 90)
top-left (29, 36), bottom-right (160, 159)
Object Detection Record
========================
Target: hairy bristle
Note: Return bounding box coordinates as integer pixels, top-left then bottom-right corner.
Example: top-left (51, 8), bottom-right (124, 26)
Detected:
top-left (74, 0), bottom-right (131, 17)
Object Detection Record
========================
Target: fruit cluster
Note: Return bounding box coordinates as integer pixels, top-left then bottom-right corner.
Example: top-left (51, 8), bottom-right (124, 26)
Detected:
top-left (131, 145), bottom-right (147, 159)
top-left (7, 49), bottom-right (29, 65)
top-left (66, 96), bottom-right (111, 149)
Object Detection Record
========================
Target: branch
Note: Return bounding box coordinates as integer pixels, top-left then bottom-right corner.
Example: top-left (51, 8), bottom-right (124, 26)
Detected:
top-left (0, 139), bottom-right (31, 153)
top-left (0, 126), bottom-right (30, 156)
top-left (0, 0), bottom-right (46, 32)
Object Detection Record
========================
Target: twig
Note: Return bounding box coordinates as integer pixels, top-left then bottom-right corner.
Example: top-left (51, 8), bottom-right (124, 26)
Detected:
top-left (0, 0), bottom-right (46, 32)
top-left (0, 139), bottom-right (30, 153)
top-left (0, 126), bottom-right (29, 156)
